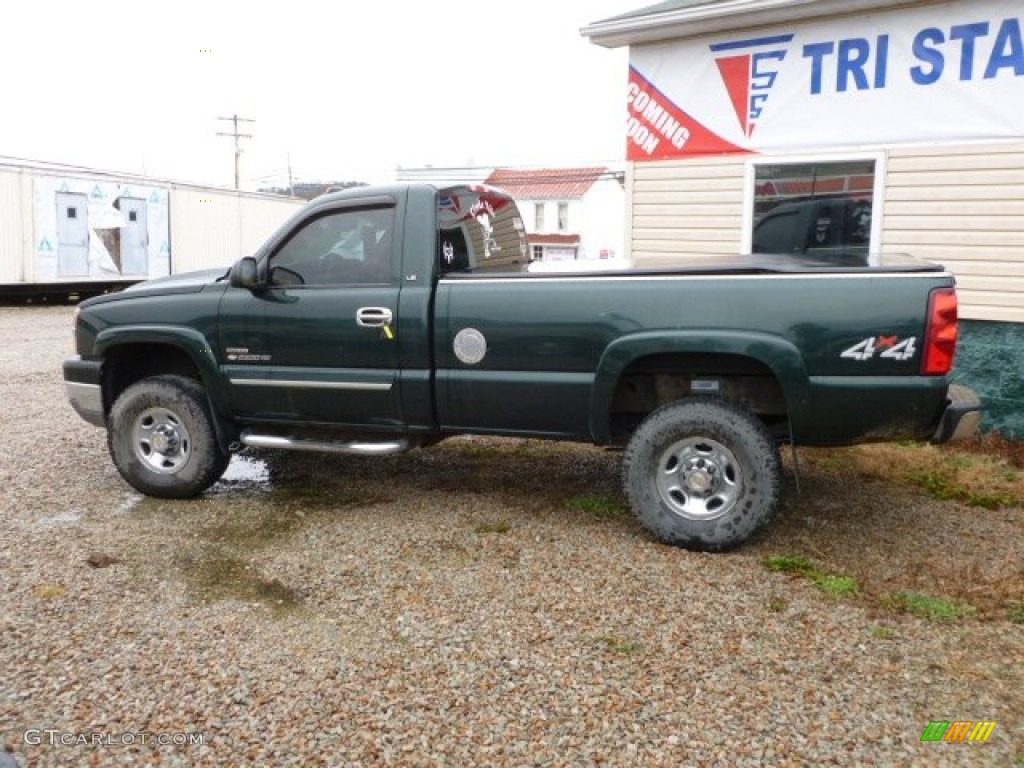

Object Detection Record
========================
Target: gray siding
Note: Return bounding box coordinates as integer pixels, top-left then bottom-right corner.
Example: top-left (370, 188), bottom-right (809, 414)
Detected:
top-left (169, 188), bottom-right (303, 275)
top-left (628, 157), bottom-right (745, 266)
top-left (883, 142), bottom-right (1024, 323)
top-left (628, 142), bottom-right (1024, 324)
top-left (0, 169), bottom-right (32, 284)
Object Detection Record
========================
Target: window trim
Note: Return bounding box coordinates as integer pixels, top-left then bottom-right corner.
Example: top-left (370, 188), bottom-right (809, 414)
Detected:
top-left (266, 204), bottom-right (396, 288)
top-left (741, 151), bottom-right (886, 266)
top-left (256, 195), bottom-right (395, 263)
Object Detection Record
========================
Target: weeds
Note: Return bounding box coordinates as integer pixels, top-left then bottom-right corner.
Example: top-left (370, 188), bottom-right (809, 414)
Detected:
top-left (567, 494), bottom-right (629, 520)
top-left (764, 554), bottom-right (814, 575)
top-left (474, 520), bottom-right (511, 535)
top-left (804, 442), bottom-right (1022, 510)
top-left (595, 635), bottom-right (642, 654)
top-left (33, 583), bottom-right (67, 599)
top-left (765, 596), bottom-right (788, 612)
top-left (908, 466), bottom-right (1018, 509)
top-left (766, 556), bottom-right (975, 618)
top-left (763, 554), bottom-right (860, 598)
top-left (950, 431), bottom-right (1024, 469)
top-left (881, 592), bottom-right (969, 621)
top-left (812, 573), bottom-right (860, 598)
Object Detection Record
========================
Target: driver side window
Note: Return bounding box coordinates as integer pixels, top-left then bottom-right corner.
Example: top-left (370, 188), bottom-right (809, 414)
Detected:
top-left (269, 206), bottom-right (395, 287)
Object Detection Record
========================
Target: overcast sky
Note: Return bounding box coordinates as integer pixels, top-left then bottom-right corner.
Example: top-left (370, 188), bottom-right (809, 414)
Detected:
top-left (3, 1), bottom-right (637, 189)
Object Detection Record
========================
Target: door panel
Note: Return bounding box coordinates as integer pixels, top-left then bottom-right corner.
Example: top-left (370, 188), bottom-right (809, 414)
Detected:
top-left (119, 197), bottom-right (149, 275)
top-left (218, 204), bottom-right (403, 427)
top-left (434, 279), bottom-right (609, 439)
top-left (56, 192), bottom-right (90, 276)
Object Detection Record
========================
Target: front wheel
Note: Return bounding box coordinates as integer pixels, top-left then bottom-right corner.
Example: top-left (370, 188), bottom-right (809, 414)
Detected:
top-left (107, 375), bottom-right (230, 498)
top-left (622, 399), bottom-right (781, 552)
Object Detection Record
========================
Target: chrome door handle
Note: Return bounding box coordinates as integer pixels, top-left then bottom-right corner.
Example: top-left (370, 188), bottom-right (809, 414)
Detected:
top-left (356, 307), bottom-right (393, 327)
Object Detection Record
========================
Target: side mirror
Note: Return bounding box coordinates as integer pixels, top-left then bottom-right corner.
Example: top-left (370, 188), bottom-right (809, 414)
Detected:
top-left (229, 257), bottom-right (261, 289)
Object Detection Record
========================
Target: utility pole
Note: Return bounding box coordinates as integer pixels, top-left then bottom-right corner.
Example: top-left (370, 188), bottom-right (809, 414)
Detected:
top-left (217, 114), bottom-right (254, 189)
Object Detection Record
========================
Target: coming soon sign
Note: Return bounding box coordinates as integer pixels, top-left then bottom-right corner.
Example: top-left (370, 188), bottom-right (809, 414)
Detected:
top-left (626, 0), bottom-right (1024, 160)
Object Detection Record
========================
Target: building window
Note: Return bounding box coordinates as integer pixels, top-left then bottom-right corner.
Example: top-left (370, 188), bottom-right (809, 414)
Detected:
top-left (534, 202), bottom-right (545, 232)
top-left (748, 158), bottom-right (879, 262)
top-left (531, 245), bottom-right (543, 261)
top-left (557, 202), bottom-right (569, 232)
top-left (546, 247), bottom-right (577, 262)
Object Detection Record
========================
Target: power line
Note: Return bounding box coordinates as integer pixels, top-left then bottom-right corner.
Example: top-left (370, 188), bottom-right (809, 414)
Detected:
top-left (217, 114), bottom-right (254, 189)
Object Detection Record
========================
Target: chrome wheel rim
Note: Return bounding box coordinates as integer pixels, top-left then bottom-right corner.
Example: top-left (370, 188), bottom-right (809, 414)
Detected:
top-left (131, 407), bottom-right (191, 474)
top-left (656, 437), bottom-right (741, 520)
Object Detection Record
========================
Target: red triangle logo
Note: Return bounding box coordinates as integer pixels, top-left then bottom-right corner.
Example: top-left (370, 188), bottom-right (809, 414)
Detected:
top-left (715, 55), bottom-right (752, 136)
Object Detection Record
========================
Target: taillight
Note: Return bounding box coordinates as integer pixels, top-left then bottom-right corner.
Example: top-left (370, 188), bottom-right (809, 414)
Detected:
top-left (922, 287), bottom-right (958, 375)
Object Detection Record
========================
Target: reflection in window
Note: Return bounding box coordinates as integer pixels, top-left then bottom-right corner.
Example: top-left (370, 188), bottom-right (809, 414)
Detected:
top-left (437, 186), bottom-right (530, 275)
top-left (269, 207), bottom-right (394, 286)
top-left (751, 160), bottom-right (874, 260)
top-left (535, 202), bottom-right (545, 232)
top-left (557, 202), bottom-right (568, 232)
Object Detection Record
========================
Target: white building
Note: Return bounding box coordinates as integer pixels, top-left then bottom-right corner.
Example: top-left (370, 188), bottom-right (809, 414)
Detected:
top-left (485, 167), bottom-right (626, 263)
top-left (0, 157), bottom-right (305, 296)
top-left (394, 166), bottom-right (494, 187)
top-left (583, 0), bottom-right (1024, 436)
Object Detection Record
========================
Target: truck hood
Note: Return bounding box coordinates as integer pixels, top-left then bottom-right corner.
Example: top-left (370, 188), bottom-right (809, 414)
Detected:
top-left (124, 268), bottom-right (230, 293)
top-left (82, 268), bottom-right (230, 306)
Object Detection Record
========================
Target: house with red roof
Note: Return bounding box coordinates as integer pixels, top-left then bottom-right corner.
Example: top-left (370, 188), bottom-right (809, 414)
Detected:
top-left (484, 167), bottom-right (625, 264)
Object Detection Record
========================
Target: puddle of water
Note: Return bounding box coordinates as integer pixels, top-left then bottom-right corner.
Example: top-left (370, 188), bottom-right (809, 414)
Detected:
top-left (38, 512), bottom-right (81, 526)
top-left (183, 553), bottom-right (304, 614)
top-left (211, 454), bottom-right (273, 494)
top-left (113, 496), bottom-right (142, 515)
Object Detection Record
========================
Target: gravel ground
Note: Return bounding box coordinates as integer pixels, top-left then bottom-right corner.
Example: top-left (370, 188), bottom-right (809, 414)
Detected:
top-left (0, 305), bottom-right (1021, 767)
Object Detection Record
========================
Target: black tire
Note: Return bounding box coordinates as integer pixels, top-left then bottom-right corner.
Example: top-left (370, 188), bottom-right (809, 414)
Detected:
top-left (107, 375), bottom-right (230, 498)
top-left (622, 398), bottom-right (781, 552)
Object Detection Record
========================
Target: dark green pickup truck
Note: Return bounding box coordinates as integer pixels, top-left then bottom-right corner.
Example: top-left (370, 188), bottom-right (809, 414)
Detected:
top-left (64, 183), bottom-right (981, 551)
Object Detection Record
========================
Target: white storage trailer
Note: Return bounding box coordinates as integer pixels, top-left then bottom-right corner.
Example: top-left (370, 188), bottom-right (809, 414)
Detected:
top-left (0, 159), bottom-right (305, 298)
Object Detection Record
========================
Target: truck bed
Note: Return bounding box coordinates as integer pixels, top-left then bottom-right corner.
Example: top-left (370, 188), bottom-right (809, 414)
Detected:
top-left (510, 252), bottom-right (946, 277)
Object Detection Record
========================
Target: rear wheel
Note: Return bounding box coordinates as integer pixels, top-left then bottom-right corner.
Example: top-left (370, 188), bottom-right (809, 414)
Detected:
top-left (623, 398), bottom-right (781, 551)
top-left (107, 375), bottom-right (230, 498)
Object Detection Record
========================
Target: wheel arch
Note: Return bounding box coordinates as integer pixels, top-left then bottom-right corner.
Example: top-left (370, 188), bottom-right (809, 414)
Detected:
top-left (590, 331), bottom-right (810, 444)
top-left (95, 327), bottom-right (235, 450)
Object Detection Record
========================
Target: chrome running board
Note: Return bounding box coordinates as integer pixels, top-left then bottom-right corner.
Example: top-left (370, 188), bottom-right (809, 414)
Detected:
top-left (240, 431), bottom-right (410, 456)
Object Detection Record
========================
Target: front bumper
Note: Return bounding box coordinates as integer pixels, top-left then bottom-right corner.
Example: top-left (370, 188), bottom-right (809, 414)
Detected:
top-left (64, 356), bottom-right (105, 427)
top-left (930, 384), bottom-right (982, 443)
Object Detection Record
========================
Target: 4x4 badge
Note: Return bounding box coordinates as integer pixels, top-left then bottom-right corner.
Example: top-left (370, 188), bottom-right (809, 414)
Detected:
top-left (840, 336), bottom-right (917, 361)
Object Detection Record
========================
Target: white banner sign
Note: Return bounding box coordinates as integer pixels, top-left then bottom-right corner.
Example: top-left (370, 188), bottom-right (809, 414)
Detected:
top-left (627, 0), bottom-right (1024, 160)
